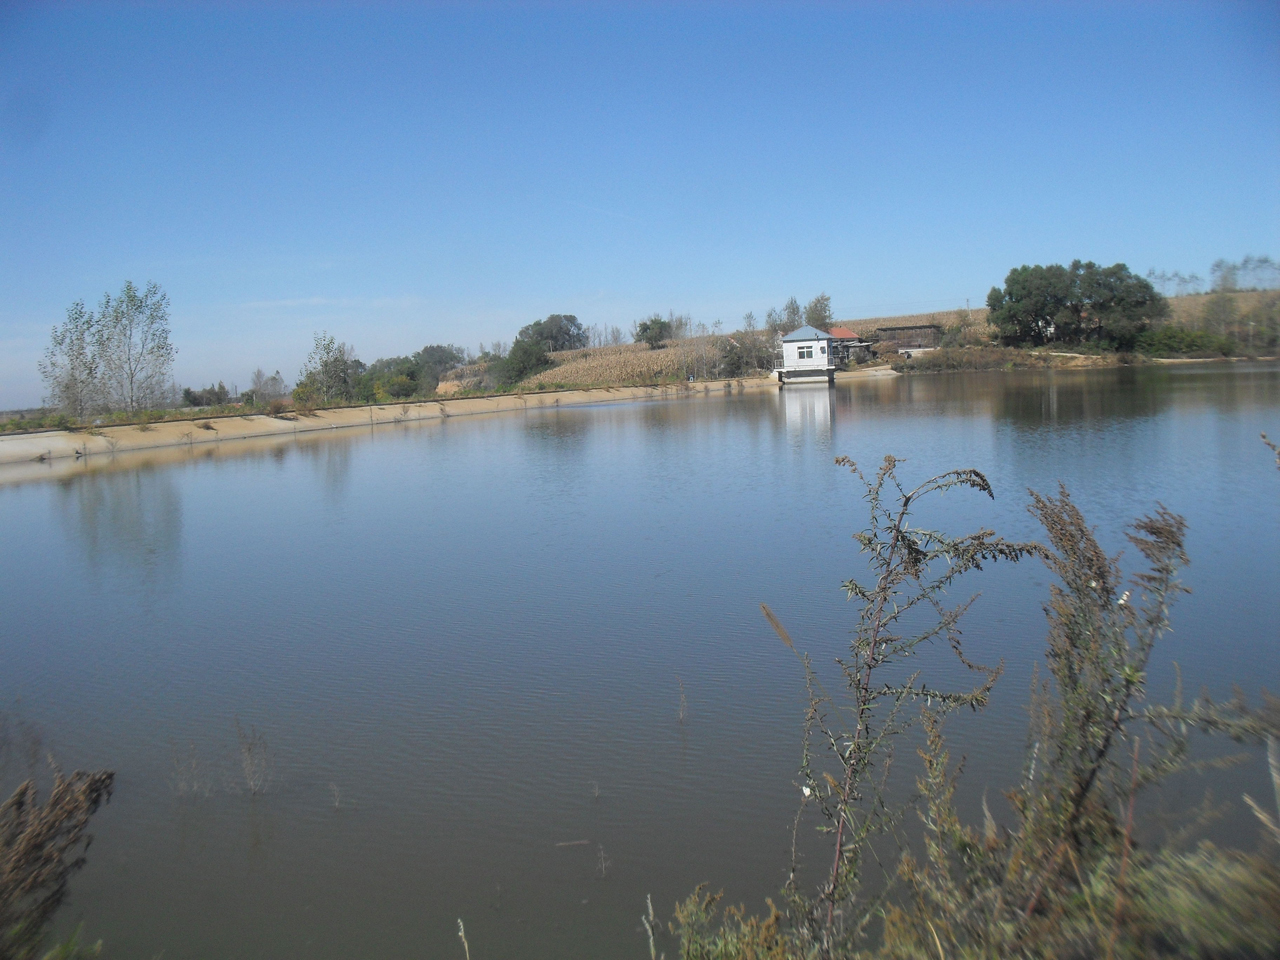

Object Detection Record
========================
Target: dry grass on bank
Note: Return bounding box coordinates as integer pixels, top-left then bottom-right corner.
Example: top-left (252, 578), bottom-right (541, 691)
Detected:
top-left (835, 307), bottom-right (994, 339)
top-left (435, 361), bottom-right (491, 395)
top-left (1167, 289), bottom-right (1278, 325)
top-left (520, 339), bottom-right (713, 387)
top-left (890, 346), bottom-right (1120, 373)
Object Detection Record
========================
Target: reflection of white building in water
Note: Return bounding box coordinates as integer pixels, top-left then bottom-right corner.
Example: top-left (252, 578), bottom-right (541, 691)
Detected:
top-left (783, 382), bottom-right (833, 441)
top-left (775, 325), bottom-right (837, 384)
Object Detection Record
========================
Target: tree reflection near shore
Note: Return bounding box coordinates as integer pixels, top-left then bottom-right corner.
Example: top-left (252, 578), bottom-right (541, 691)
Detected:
top-left (55, 468), bottom-right (182, 584)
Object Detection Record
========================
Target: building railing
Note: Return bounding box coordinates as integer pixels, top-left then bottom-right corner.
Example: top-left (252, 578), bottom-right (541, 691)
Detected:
top-left (774, 358), bottom-right (837, 371)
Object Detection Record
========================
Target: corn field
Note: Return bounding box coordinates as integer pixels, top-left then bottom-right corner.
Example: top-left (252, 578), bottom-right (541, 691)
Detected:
top-left (836, 308), bottom-right (994, 340)
top-left (521, 339), bottom-right (724, 388)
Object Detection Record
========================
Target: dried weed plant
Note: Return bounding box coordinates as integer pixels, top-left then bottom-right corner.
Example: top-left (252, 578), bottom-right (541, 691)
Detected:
top-left (234, 720), bottom-right (272, 796)
top-left (666, 453), bottom-right (1280, 960)
top-left (596, 844), bottom-right (611, 880)
top-left (763, 456), bottom-right (1038, 955)
top-left (168, 742), bottom-right (211, 799)
top-left (456, 918), bottom-right (470, 960)
top-left (0, 769), bottom-right (114, 960)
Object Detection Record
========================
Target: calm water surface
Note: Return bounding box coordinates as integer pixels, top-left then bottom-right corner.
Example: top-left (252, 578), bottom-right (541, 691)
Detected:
top-left (1, 363), bottom-right (1278, 958)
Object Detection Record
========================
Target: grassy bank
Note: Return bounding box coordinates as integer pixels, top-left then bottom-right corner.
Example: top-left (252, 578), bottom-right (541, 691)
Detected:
top-left (0, 401), bottom-right (275, 437)
top-left (889, 346), bottom-right (1124, 373)
top-left (0, 377), bottom-right (686, 437)
top-left (891, 342), bottom-right (1276, 375)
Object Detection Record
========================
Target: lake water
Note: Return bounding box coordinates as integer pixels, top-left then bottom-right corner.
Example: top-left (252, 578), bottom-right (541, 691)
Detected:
top-left (1, 362), bottom-right (1278, 959)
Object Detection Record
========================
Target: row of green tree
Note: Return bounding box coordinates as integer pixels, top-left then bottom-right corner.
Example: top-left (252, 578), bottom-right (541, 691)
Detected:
top-left (987, 260), bottom-right (1169, 349)
top-left (42, 265), bottom-right (1274, 421)
top-left (739, 294), bottom-right (835, 335)
top-left (290, 336), bottom-right (469, 405)
top-left (37, 277), bottom-right (847, 419)
top-left (988, 259), bottom-right (1279, 353)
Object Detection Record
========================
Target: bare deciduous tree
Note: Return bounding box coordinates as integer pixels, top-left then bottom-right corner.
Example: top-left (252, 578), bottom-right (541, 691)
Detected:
top-left (296, 332), bottom-right (359, 404)
top-left (95, 281), bottom-right (176, 413)
top-left (247, 368), bottom-right (288, 404)
top-left (38, 301), bottom-right (101, 419)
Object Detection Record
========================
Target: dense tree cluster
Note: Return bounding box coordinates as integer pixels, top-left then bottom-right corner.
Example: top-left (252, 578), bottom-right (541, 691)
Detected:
top-left (489, 314), bottom-right (585, 384)
top-left (495, 338), bottom-right (551, 385)
top-left (293, 335), bottom-right (467, 404)
top-left (361, 343), bottom-right (467, 398)
top-left (718, 321), bottom-right (776, 376)
top-left (182, 382), bottom-right (229, 407)
top-left (294, 333), bottom-right (361, 405)
top-left (515, 314), bottom-right (588, 352)
top-left (987, 261), bottom-right (1168, 349)
top-left (633, 313), bottom-right (674, 349)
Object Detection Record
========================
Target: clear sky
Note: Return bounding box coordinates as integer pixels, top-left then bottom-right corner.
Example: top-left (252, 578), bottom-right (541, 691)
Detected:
top-left (1, 1), bottom-right (1277, 408)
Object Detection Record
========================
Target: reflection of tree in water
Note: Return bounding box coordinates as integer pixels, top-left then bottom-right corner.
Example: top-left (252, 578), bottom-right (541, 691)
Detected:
top-left (0, 707), bottom-right (46, 792)
top-left (521, 411), bottom-right (592, 510)
top-left (852, 368), bottom-right (1182, 428)
top-left (56, 469), bottom-right (182, 581)
top-left (523, 410), bottom-right (589, 449)
top-left (992, 368), bottom-right (1174, 429)
top-left (297, 435), bottom-right (354, 498)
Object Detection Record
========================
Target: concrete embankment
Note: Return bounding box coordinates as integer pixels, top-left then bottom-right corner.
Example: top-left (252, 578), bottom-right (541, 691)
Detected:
top-left (0, 368), bottom-right (902, 486)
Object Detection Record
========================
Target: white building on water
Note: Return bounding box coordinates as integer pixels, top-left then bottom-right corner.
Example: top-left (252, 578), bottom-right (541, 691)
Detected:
top-left (775, 324), bottom-right (837, 384)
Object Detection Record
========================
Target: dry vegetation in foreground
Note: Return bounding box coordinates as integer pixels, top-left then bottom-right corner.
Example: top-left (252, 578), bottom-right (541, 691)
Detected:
top-left (663, 453), bottom-right (1280, 960)
top-left (0, 769), bottom-right (114, 959)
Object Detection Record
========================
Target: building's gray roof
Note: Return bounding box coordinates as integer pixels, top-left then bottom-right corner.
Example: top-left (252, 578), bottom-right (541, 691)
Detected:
top-left (780, 324), bottom-right (833, 342)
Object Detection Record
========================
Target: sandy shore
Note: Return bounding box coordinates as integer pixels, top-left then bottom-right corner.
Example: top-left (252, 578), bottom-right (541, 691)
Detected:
top-left (0, 368), bottom-right (900, 486)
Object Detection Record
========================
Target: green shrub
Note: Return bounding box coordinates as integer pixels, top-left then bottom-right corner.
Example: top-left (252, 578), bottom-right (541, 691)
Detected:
top-left (496, 338), bottom-right (551, 385)
top-left (1136, 326), bottom-right (1234, 357)
top-left (383, 375), bottom-right (417, 399)
top-left (0, 413), bottom-right (75, 435)
top-left (891, 346), bottom-right (1052, 372)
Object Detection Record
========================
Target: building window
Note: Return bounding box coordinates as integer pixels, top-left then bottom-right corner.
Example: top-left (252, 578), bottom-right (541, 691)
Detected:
top-left (798, 345), bottom-right (813, 359)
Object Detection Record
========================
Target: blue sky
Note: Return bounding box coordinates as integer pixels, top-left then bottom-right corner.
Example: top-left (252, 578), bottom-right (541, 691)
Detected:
top-left (1, 2), bottom-right (1277, 407)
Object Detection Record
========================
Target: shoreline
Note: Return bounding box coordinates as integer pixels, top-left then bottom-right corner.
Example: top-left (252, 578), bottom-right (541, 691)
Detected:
top-left (0, 368), bottom-right (899, 486)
